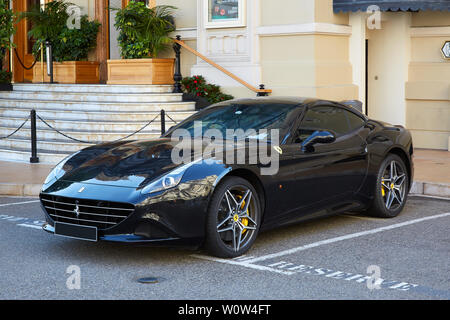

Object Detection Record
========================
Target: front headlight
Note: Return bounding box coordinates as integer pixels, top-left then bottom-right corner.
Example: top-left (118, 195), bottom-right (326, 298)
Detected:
top-left (43, 152), bottom-right (79, 185)
top-left (141, 159), bottom-right (201, 195)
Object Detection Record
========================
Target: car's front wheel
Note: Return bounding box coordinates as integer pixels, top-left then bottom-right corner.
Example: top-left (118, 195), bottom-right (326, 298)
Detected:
top-left (368, 154), bottom-right (409, 218)
top-left (205, 176), bottom-right (261, 258)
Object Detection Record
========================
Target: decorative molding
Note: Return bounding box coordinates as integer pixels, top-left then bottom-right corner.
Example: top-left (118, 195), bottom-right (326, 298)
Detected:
top-left (256, 23), bottom-right (353, 37)
top-left (410, 26), bottom-right (450, 38)
top-left (172, 28), bottom-right (197, 41)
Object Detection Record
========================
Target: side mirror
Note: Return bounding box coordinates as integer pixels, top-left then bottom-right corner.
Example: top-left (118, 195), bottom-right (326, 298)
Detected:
top-left (301, 130), bottom-right (336, 151)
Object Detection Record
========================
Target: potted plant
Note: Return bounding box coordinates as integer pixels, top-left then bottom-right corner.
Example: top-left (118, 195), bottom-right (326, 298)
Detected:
top-left (0, 0), bottom-right (16, 91)
top-left (107, 2), bottom-right (176, 85)
top-left (20, 0), bottom-right (101, 84)
top-left (182, 75), bottom-right (234, 110)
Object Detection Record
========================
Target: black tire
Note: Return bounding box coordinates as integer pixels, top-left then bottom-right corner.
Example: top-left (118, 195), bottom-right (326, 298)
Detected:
top-left (204, 176), bottom-right (261, 258)
top-left (367, 154), bottom-right (409, 218)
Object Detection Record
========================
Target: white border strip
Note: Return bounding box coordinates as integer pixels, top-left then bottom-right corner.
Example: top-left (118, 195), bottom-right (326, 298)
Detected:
top-left (0, 200), bottom-right (40, 207)
top-left (244, 212), bottom-right (450, 264)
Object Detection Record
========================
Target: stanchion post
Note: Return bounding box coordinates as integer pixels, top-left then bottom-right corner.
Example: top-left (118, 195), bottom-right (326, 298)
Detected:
top-left (161, 109), bottom-right (166, 135)
top-left (30, 109), bottom-right (39, 163)
top-left (173, 35), bottom-right (183, 94)
top-left (40, 42), bottom-right (44, 83)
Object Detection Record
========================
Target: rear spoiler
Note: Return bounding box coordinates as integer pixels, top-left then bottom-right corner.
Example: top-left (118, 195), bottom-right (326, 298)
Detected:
top-left (340, 100), bottom-right (363, 113)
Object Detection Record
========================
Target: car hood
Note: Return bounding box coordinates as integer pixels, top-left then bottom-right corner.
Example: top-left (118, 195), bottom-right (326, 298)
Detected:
top-left (59, 139), bottom-right (194, 188)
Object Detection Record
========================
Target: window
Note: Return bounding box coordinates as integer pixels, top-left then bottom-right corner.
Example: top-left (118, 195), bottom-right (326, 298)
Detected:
top-left (167, 103), bottom-right (299, 142)
top-left (295, 106), bottom-right (349, 143)
top-left (346, 110), bottom-right (366, 131)
top-left (205, 0), bottom-right (246, 28)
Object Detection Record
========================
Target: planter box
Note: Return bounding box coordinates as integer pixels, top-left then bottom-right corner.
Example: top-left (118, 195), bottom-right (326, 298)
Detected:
top-left (182, 93), bottom-right (212, 110)
top-left (32, 61), bottom-right (100, 84)
top-left (0, 83), bottom-right (13, 91)
top-left (106, 58), bottom-right (174, 85)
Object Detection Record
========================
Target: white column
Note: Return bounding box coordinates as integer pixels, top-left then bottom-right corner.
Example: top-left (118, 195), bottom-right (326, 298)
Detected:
top-left (349, 12), bottom-right (367, 113)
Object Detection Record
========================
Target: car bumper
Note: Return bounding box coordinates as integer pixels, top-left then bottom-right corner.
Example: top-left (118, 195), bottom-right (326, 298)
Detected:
top-left (40, 180), bottom-right (214, 247)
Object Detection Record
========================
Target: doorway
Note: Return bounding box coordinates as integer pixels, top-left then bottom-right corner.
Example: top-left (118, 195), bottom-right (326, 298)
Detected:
top-left (13, 0), bottom-right (43, 83)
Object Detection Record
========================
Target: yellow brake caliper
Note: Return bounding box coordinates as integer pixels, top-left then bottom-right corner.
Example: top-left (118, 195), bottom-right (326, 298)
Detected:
top-left (236, 195), bottom-right (249, 234)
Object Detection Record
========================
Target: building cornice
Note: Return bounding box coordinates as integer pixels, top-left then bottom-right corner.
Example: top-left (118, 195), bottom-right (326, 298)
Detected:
top-left (256, 23), bottom-right (353, 37)
top-left (410, 26), bottom-right (450, 37)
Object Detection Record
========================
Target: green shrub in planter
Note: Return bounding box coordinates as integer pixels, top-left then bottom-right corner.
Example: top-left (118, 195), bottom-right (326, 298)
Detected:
top-left (0, 70), bottom-right (12, 84)
top-left (0, 0), bottom-right (15, 89)
top-left (182, 75), bottom-right (234, 105)
top-left (21, 0), bottom-right (100, 62)
top-left (114, 1), bottom-right (176, 59)
top-left (49, 16), bottom-right (100, 62)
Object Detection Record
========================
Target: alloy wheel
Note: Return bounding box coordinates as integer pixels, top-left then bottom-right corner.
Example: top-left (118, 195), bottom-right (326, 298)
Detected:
top-left (216, 186), bottom-right (258, 252)
top-left (381, 160), bottom-right (407, 211)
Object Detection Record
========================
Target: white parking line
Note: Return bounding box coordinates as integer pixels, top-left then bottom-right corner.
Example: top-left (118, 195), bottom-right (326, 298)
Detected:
top-left (191, 254), bottom-right (294, 275)
top-left (244, 212), bottom-right (450, 264)
top-left (17, 223), bottom-right (43, 230)
top-left (0, 200), bottom-right (40, 207)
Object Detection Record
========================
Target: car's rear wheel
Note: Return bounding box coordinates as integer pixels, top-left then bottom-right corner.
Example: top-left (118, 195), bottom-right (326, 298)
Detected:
top-left (205, 176), bottom-right (261, 258)
top-left (367, 154), bottom-right (409, 218)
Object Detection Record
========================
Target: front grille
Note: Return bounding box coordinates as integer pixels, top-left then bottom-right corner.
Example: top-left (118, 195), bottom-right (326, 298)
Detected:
top-left (40, 194), bottom-right (135, 230)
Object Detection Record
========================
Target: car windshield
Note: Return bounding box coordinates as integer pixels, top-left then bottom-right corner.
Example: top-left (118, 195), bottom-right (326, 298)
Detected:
top-left (165, 102), bottom-right (300, 142)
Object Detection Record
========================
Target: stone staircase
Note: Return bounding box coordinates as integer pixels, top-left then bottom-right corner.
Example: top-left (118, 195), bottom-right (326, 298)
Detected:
top-left (0, 84), bottom-right (196, 164)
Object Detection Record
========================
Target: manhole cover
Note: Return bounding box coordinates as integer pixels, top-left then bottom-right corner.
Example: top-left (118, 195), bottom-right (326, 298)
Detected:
top-left (137, 277), bottom-right (159, 284)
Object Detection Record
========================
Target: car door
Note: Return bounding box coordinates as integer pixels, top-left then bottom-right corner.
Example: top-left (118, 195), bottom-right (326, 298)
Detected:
top-left (271, 104), bottom-right (369, 221)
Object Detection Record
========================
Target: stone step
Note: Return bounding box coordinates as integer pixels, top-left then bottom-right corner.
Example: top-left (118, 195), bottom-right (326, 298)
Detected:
top-left (0, 91), bottom-right (183, 103)
top-left (0, 107), bottom-right (194, 122)
top-left (0, 98), bottom-right (196, 112)
top-left (0, 137), bottom-right (91, 153)
top-left (0, 126), bottom-right (161, 143)
top-left (12, 83), bottom-right (174, 94)
top-left (0, 146), bottom-right (69, 164)
top-left (0, 116), bottom-right (175, 133)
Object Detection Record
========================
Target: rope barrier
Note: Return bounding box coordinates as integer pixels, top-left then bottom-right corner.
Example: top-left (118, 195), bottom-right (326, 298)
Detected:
top-left (165, 113), bottom-right (178, 124)
top-left (0, 116), bottom-right (30, 140)
top-left (14, 48), bottom-right (39, 71)
top-left (36, 113), bottom-right (161, 144)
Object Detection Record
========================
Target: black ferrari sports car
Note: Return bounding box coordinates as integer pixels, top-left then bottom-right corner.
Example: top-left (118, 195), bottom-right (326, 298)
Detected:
top-left (40, 97), bottom-right (413, 258)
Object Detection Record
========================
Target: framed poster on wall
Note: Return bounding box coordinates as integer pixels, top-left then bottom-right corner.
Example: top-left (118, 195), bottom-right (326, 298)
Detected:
top-left (204, 0), bottom-right (246, 29)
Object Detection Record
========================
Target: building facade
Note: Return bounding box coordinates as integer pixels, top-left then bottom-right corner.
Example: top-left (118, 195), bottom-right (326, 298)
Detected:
top-left (9, 0), bottom-right (450, 150)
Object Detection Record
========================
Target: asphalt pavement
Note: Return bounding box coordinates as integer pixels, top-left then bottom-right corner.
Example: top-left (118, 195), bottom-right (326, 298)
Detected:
top-left (0, 195), bottom-right (449, 300)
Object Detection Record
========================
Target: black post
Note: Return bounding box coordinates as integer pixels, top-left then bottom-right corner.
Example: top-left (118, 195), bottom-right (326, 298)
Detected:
top-left (30, 109), bottom-right (39, 163)
top-left (173, 35), bottom-right (183, 94)
top-left (45, 40), bottom-right (53, 84)
top-left (160, 109), bottom-right (166, 135)
top-left (257, 84), bottom-right (269, 97)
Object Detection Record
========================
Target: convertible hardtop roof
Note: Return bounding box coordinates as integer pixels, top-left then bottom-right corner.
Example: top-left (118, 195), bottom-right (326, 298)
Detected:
top-left (210, 96), bottom-right (367, 118)
top-left (217, 96), bottom-right (317, 106)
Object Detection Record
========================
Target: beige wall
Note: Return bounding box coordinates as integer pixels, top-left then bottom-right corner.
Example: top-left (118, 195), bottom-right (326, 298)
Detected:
top-left (315, 0), bottom-right (348, 25)
top-left (407, 11), bottom-right (450, 150)
top-left (259, 0), bottom-right (355, 101)
top-left (159, 0), bottom-right (197, 29)
top-left (261, 0), bottom-right (315, 25)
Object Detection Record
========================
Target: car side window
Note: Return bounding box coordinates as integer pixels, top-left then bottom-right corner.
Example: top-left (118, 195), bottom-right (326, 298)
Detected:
top-left (294, 106), bottom-right (349, 143)
top-left (345, 110), bottom-right (366, 131)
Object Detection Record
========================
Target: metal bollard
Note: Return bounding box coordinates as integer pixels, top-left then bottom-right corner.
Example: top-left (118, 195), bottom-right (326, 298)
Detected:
top-left (30, 109), bottom-right (39, 163)
top-left (45, 41), bottom-right (53, 84)
top-left (160, 109), bottom-right (166, 135)
top-left (172, 35), bottom-right (183, 94)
